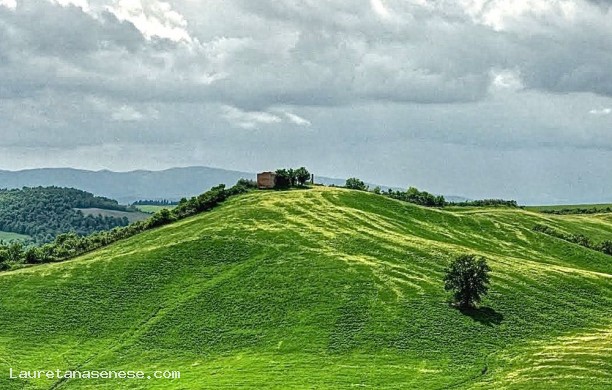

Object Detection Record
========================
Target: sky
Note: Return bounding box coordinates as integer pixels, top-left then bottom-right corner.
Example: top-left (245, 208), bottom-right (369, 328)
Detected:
top-left (1, 0), bottom-right (611, 204)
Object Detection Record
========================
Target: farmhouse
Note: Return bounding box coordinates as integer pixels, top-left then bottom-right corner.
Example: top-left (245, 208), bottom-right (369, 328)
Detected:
top-left (257, 171), bottom-right (276, 189)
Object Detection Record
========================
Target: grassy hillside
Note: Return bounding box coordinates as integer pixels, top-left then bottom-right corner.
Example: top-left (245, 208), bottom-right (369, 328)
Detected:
top-left (0, 188), bottom-right (610, 389)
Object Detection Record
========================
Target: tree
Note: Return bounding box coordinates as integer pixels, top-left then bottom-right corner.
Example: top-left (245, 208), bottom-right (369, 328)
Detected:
top-left (287, 168), bottom-right (297, 187)
top-left (275, 169), bottom-right (292, 189)
top-left (6, 241), bottom-right (24, 263)
top-left (345, 177), bottom-right (368, 191)
top-left (295, 167), bottom-right (311, 186)
top-left (444, 254), bottom-right (491, 308)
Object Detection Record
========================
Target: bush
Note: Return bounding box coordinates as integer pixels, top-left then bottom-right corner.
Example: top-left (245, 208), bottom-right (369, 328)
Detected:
top-left (345, 177), bottom-right (368, 191)
top-left (599, 240), bottom-right (612, 255)
top-left (147, 208), bottom-right (176, 228)
top-left (387, 187), bottom-right (445, 207)
top-left (450, 199), bottom-right (518, 208)
top-left (533, 224), bottom-right (612, 256)
top-left (236, 178), bottom-right (258, 189)
top-left (6, 241), bottom-right (24, 263)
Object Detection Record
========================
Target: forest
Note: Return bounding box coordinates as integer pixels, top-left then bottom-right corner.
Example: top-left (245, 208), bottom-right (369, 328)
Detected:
top-left (0, 187), bottom-right (130, 243)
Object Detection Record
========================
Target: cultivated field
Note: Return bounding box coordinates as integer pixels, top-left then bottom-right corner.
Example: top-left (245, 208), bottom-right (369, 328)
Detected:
top-left (134, 205), bottom-right (177, 214)
top-left (0, 187), bottom-right (610, 389)
top-left (527, 204), bottom-right (612, 212)
top-left (75, 208), bottom-right (151, 222)
top-left (0, 231), bottom-right (31, 243)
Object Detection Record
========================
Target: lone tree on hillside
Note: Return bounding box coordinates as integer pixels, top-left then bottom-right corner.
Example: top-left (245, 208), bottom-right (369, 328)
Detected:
top-left (345, 177), bottom-right (368, 191)
top-left (444, 254), bottom-right (491, 308)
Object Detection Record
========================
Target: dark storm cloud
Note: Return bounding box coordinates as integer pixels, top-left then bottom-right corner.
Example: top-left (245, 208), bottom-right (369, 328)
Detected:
top-left (2, 0), bottom-right (612, 108)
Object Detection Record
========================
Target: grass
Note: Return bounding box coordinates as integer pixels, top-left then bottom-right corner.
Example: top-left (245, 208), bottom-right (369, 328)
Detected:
top-left (134, 205), bottom-right (177, 214)
top-left (0, 231), bottom-right (31, 243)
top-left (0, 187), bottom-right (610, 389)
top-left (75, 208), bottom-right (151, 222)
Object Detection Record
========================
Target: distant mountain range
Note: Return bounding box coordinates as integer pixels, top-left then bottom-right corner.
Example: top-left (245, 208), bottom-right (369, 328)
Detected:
top-left (0, 167), bottom-right (469, 205)
top-left (0, 167), bottom-right (254, 204)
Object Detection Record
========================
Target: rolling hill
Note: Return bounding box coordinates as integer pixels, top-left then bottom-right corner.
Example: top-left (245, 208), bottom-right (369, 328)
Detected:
top-left (0, 187), bottom-right (610, 389)
top-left (0, 167), bottom-right (408, 205)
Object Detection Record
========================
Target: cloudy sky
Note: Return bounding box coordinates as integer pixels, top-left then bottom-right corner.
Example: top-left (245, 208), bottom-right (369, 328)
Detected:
top-left (1, 0), bottom-right (611, 204)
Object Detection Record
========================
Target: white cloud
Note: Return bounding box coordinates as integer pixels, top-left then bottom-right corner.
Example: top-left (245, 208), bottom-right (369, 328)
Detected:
top-left (284, 112), bottom-right (311, 126)
top-left (460, 0), bottom-right (571, 31)
top-left (108, 0), bottom-right (193, 43)
top-left (87, 96), bottom-right (156, 122)
top-left (111, 105), bottom-right (144, 121)
top-left (0, 0), bottom-right (16, 10)
top-left (221, 106), bottom-right (311, 129)
top-left (490, 69), bottom-right (524, 91)
top-left (370, 0), bottom-right (390, 18)
top-left (222, 105), bottom-right (282, 129)
top-left (589, 107), bottom-right (611, 115)
top-left (50, 0), bottom-right (90, 12)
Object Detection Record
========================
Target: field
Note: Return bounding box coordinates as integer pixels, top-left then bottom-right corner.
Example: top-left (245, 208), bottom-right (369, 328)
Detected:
top-left (527, 203), bottom-right (612, 212)
top-left (0, 231), bottom-right (31, 243)
top-left (0, 187), bottom-right (610, 389)
top-left (75, 208), bottom-right (151, 222)
top-left (134, 205), bottom-right (177, 214)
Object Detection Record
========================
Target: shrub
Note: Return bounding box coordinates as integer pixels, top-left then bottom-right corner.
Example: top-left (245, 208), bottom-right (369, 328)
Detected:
top-left (599, 240), bottom-right (612, 255)
top-left (236, 178), bottom-right (258, 189)
top-left (147, 209), bottom-right (176, 228)
top-left (387, 187), bottom-right (445, 207)
top-left (532, 224), bottom-right (611, 255)
top-left (345, 177), bottom-right (368, 191)
top-left (450, 199), bottom-right (518, 208)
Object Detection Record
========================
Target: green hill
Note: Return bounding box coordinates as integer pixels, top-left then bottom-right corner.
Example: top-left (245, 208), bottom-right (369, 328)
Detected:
top-left (0, 188), bottom-right (610, 389)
